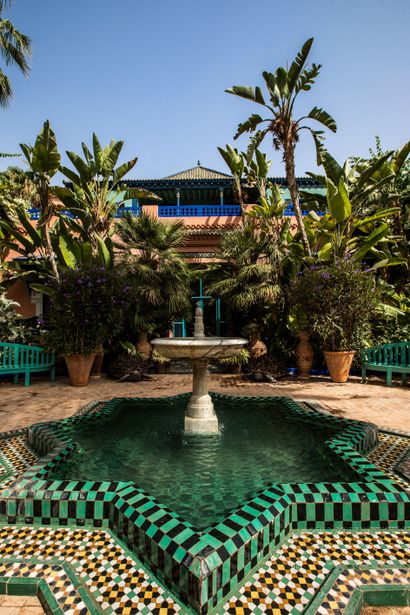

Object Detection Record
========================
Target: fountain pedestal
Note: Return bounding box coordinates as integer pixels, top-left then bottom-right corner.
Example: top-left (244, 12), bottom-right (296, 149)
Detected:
top-left (185, 359), bottom-right (219, 435)
top-left (151, 304), bottom-right (247, 436)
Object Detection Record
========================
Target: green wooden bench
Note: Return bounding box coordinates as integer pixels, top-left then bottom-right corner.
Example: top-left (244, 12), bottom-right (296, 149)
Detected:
top-left (0, 341), bottom-right (55, 386)
top-left (361, 341), bottom-right (410, 386)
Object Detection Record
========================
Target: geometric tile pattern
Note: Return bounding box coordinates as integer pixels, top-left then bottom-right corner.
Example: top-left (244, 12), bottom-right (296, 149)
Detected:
top-left (223, 531), bottom-right (410, 614)
top-left (0, 525), bottom-right (182, 614)
top-left (368, 433), bottom-right (410, 490)
top-left (0, 433), bottom-right (39, 489)
top-left (0, 396), bottom-right (408, 613)
top-left (0, 525), bottom-right (407, 614)
top-left (316, 566), bottom-right (409, 614)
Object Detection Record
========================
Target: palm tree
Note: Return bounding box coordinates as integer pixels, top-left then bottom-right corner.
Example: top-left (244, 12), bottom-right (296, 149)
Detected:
top-left (0, 0), bottom-right (31, 106)
top-left (226, 37), bottom-right (336, 256)
top-left (116, 212), bottom-right (192, 331)
top-left (206, 224), bottom-right (282, 329)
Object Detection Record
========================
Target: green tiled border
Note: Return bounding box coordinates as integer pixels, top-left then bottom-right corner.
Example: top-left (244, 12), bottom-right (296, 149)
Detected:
top-left (0, 394), bottom-right (409, 614)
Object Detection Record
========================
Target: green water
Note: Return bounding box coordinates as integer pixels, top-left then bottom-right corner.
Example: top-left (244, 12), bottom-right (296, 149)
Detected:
top-left (51, 397), bottom-right (354, 529)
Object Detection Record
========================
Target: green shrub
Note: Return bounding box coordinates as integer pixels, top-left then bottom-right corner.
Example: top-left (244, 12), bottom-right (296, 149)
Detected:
top-left (0, 290), bottom-right (26, 343)
top-left (44, 264), bottom-right (128, 355)
top-left (288, 259), bottom-right (378, 351)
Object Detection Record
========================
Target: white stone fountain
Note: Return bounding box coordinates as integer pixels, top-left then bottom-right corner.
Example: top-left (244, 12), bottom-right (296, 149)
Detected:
top-left (152, 305), bottom-right (247, 435)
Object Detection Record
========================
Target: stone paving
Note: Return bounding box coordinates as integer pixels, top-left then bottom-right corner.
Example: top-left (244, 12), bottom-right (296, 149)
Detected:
top-left (0, 373), bottom-right (408, 432)
top-left (0, 595), bottom-right (43, 614)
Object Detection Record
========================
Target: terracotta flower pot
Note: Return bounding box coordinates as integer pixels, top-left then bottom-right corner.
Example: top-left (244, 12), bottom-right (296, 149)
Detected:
top-left (324, 350), bottom-right (355, 383)
top-left (90, 344), bottom-right (104, 379)
top-left (65, 354), bottom-right (96, 387)
top-left (137, 330), bottom-right (152, 362)
top-left (296, 331), bottom-right (314, 379)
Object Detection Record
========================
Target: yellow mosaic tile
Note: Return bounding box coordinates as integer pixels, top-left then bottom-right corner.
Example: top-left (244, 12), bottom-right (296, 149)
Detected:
top-left (224, 531), bottom-right (410, 614)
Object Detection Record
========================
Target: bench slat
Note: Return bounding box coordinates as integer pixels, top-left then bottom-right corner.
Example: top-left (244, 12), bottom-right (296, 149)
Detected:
top-left (361, 341), bottom-right (410, 386)
top-left (0, 342), bottom-right (55, 386)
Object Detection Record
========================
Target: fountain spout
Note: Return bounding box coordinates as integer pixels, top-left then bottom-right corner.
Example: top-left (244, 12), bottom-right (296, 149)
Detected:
top-left (193, 303), bottom-right (205, 339)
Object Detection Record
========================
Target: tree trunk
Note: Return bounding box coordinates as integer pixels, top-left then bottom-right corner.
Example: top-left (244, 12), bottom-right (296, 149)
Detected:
top-left (283, 144), bottom-right (312, 257)
top-left (39, 184), bottom-right (59, 280)
top-left (42, 227), bottom-right (59, 280)
top-left (234, 177), bottom-right (246, 223)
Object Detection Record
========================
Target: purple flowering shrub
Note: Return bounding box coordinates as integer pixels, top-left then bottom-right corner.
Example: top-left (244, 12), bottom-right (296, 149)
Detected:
top-left (44, 264), bottom-right (129, 355)
top-left (289, 259), bottom-right (379, 351)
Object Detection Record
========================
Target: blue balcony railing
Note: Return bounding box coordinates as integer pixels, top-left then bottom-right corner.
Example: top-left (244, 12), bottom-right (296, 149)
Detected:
top-left (158, 204), bottom-right (313, 217)
top-left (284, 205), bottom-right (311, 216)
top-left (26, 202), bottom-right (316, 221)
top-left (27, 202), bottom-right (141, 221)
top-left (158, 205), bottom-right (241, 217)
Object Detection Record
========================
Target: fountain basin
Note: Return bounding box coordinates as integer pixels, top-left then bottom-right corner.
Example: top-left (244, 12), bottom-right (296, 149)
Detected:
top-left (152, 337), bottom-right (248, 360)
top-left (18, 394), bottom-right (397, 615)
top-left (152, 335), bottom-right (248, 434)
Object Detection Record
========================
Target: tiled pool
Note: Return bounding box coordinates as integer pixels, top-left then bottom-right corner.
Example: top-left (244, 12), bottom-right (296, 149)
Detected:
top-left (48, 397), bottom-right (355, 528)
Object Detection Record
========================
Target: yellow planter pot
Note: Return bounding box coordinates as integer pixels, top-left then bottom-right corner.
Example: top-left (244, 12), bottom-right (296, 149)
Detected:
top-left (324, 350), bottom-right (355, 383)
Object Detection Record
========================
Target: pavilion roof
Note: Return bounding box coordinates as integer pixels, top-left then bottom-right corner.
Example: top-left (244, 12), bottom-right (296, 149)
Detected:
top-left (163, 164), bottom-right (231, 181)
top-left (123, 165), bottom-right (324, 205)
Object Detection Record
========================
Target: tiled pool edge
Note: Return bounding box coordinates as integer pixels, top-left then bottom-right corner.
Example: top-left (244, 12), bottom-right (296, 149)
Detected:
top-left (0, 394), bottom-right (409, 614)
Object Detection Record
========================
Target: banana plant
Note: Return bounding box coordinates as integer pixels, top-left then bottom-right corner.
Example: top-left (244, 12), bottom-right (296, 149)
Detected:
top-left (300, 149), bottom-right (406, 268)
top-left (364, 139), bottom-right (410, 269)
top-left (53, 134), bottom-right (160, 259)
top-left (245, 149), bottom-right (272, 199)
top-left (0, 167), bottom-right (31, 268)
top-left (19, 120), bottom-right (61, 279)
top-left (0, 203), bottom-right (60, 288)
top-left (217, 144), bottom-right (246, 216)
top-left (226, 38), bottom-right (337, 256)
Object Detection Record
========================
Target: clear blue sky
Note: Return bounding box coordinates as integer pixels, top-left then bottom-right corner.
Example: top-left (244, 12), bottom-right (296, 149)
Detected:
top-left (1, 0), bottom-right (409, 181)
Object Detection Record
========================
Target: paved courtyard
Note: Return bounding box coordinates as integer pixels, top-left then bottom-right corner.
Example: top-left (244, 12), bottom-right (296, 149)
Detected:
top-left (0, 372), bottom-right (408, 614)
top-left (0, 373), bottom-right (408, 433)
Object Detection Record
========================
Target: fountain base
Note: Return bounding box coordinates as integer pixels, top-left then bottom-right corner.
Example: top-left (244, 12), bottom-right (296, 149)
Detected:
top-left (185, 361), bottom-right (219, 434)
top-left (185, 393), bottom-right (219, 435)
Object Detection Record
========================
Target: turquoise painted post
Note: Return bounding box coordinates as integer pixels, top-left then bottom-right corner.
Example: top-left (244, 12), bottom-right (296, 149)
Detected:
top-left (216, 298), bottom-right (221, 336)
top-left (199, 279), bottom-right (203, 312)
top-left (171, 320), bottom-right (186, 337)
top-left (191, 279), bottom-right (211, 313)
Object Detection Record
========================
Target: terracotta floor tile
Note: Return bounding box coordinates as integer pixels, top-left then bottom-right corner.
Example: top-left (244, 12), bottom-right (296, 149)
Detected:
top-left (0, 373), bottom-right (408, 432)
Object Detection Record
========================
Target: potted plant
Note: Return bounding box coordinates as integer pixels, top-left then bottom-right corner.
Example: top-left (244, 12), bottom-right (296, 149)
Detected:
top-left (242, 323), bottom-right (267, 361)
top-left (289, 259), bottom-right (378, 383)
top-left (44, 264), bottom-right (128, 386)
